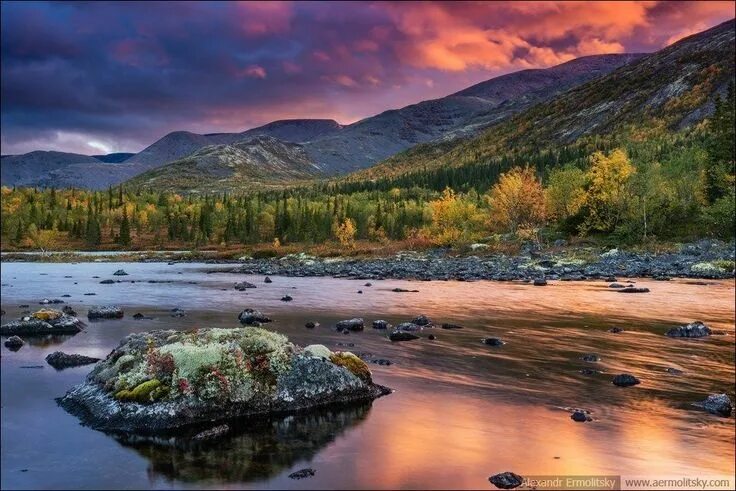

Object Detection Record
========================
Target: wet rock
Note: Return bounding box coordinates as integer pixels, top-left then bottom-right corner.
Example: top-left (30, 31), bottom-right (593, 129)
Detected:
top-left (170, 308), bottom-right (187, 318)
top-left (336, 318), bottom-right (364, 331)
top-left (357, 290), bottom-right (363, 294)
top-left (581, 353), bottom-right (600, 362)
top-left (366, 358), bottom-right (392, 366)
top-left (428, 334), bottom-right (436, 340)
top-left (280, 295), bottom-right (293, 302)
top-left (372, 320), bottom-right (391, 330)
top-left (482, 337), bottom-right (505, 347)
top-left (665, 321), bottom-right (711, 338)
top-left (1, 309), bottom-right (84, 335)
top-left (609, 283), bottom-right (626, 288)
top-left (84, 293), bottom-right (96, 296)
top-left (608, 327), bottom-right (624, 333)
top-left (113, 269), bottom-right (128, 276)
top-left (701, 393), bottom-right (733, 417)
top-left (264, 277), bottom-right (272, 283)
top-left (4, 336), bottom-right (24, 350)
top-left (305, 321), bottom-right (319, 329)
top-left (238, 309), bottom-right (272, 325)
top-left (87, 306), bottom-right (124, 320)
top-left (617, 287), bottom-right (650, 293)
top-left (133, 313), bottom-right (153, 320)
top-left (411, 315), bottom-right (432, 326)
top-left (234, 281), bottom-right (257, 291)
top-left (392, 288), bottom-right (418, 293)
top-left (46, 351), bottom-right (100, 369)
top-left (395, 322), bottom-right (422, 331)
top-left (289, 468), bottom-right (315, 480)
top-left (665, 367), bottom-right (683, 375)
top-left (612, 374), bottom-right (640, 387)
top-left (605, 276), bottom-right (617, 282)
top-left (364, 282), bottom-right (372, 287)
top-left (192, 424), bottom-right (229, 441)
top-left (100, 279), bottom-right (115, 284)
top-left (61, 294), bottom-right (71, 298)
top-left (533, 279), bottom-right (547, 286)
top-left (389, 330), bottom-right (419, 342)
top-left (489, 471), bottom-right (524, 489)
top-left (580, 368), bottom-right (601, 376)
top-left (571, 410), bottom-right (588, 422)
top-left (62, 305), bottom-right (77, 317)
top-left (441, 323), bottom-right (464, 329)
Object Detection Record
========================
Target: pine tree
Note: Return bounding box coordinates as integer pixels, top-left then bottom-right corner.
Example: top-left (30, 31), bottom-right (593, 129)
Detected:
top-left (119, 206), bottom-right (131, 246)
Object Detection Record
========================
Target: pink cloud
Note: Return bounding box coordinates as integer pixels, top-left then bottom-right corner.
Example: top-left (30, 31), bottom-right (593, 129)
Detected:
top-left (237, 65), bottom-right (267, 79)
top-left (237, 1), bottom-right (293, 37)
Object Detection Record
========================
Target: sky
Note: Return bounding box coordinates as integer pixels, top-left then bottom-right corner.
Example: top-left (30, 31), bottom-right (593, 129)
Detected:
top-left (1, 1), bottom-right (734, 156)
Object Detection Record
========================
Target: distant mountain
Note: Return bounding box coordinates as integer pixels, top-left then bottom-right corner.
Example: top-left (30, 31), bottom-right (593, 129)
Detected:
top-left (126, 136), bottom-right (323, 192)
top-left (92, 152), bottom-right (135, 163)
top-left (1, 151), bottom-right (103, 187)
top-left (353, 19), bottom-right (735, 181)
top-left (303, 54), bottom-right (644, 174)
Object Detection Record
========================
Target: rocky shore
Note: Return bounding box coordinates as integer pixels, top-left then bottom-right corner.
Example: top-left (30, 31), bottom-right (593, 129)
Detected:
top-left (213, 241), bottom-right (735, 282)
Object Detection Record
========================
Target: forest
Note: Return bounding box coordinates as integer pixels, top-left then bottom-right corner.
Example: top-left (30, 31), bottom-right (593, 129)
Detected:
top-left (1, 87), bottom-right (733, 254)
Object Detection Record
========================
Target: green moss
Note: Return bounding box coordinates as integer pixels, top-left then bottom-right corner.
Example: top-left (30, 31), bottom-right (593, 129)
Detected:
top-left (115, 379), bottom-right (163, 403)
top-left (330, 352), bottom-right (372, 384)
top-left (159, 342), bottom-right (224, 381)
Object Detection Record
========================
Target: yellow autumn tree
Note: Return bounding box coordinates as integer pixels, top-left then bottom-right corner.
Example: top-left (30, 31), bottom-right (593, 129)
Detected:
top-left (488, 167), bottom-right (546, 234)
top-left (580, 149), bottom-right (635, 234)
top-left (546, 165), bottom-right (587, 221)
top-left (426, 188), bottom-right (478, 246)
top-left (333, 217), bottom-right (357, 248)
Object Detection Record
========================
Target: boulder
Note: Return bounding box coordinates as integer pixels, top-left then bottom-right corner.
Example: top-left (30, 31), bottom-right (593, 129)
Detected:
top-left (87, 306), bottom-right (124, 320)
top-left (1, 309), bottom-right (84, 335)
top-left (46, 351), bottom-right (100, 369)
top-left (482, 337), bottom-right (505, 347)
top-left (389, 330), bottom-right (419, 342)
top-left (40, 298), bottom-right (65, 304)
top-left (238, 309), bottom-right (272, 325)
top-left (57, 327), bottom-right (390, 433)
top-left (113, 269), bottom-right (128, 276)
top-left (4, 336), bottom-right (24, 350)
top-left (335, 318), bottom-right (364, 331)
top-left (234, 281), bottom-right (257, 291)
top-left (428, 334), bottom-right (436, 340)
top-left (372, 320), bottom-right (391, 330)
top-left (170, 308), bottom-right (186, 318)
top-left (392, 288), bottom-right (419, 293)
top-left (701, 393), bottom-right (733, 417)
top-left (133, 313), bottom-right (153, 320)
top-left (609, 283), bottom-right (626, 289)
top-left (192, 424), bottom-right (229, 442)
top-left (665, 321), bottom-right (711, 338)
top-left (612, 374), bottom-right (640, 387)
top-left (489, 471), bottom-right (524, 489)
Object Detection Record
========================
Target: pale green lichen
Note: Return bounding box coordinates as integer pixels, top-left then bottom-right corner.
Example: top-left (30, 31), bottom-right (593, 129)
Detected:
top-left (691, 261), bottom-right (728, 274)
top-left (304, 344), bottom-right (332, 360)
top-left (159, 342), bottom-right (224, 381)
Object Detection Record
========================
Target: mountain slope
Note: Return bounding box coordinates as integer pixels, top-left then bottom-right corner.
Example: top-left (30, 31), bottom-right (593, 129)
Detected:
top-left (0, 151), bottom-right (103, 187)
top-left (92, 152), bottom-right (135, 163)
top-left (352, 19), bottom-right (735, 181)
top-left (126, 136), bottom-right (323, 192)
top-left (302, 54), bottom-right (643, 174)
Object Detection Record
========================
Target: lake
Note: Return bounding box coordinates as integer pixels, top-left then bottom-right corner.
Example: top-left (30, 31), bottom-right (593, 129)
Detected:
top-left (1, 261), bottom-right (734, 489)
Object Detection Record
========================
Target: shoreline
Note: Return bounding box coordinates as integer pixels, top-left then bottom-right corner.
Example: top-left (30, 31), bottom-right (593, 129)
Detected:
top-left (3, 241), bottom-right (733, 282)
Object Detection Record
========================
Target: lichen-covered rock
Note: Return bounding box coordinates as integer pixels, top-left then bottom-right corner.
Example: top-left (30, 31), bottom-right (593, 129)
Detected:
top-left (1, 309), bottom-right (84, 335)
top-left (335, 318), bottom-right (364, 331)
top-left (57, 327), bottom-right (390, 434)
top-left (46, 351), bottom-right (101, 370)
top-left (87, 306), bottom-right (124, 320)
top-left (4, 335), bottom-right (24, 350)
top-left (665, 321), bottom-right (712, 338)
top-left (238, 309), bottom-right (272, 325)
top-left (701, 393), bottom-right (733, 417)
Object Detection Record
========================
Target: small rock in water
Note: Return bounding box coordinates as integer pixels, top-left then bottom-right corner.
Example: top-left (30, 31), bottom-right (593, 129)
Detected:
top-left (372, 320), bottom-right (391, 330)
top-left (570, 410), bottom-right (588, 422)
top-left (605, 276), bottom-right (617, 282)
top-left (61, 294), bottom-right (71, 298)
top-left (428, 334), bottom-right (436, 340)
top-left (99, 279), bottom-right (115, 284)
top-left (389, 330), bottom-right (419, 342)
top-left (87, 306), bottom-right (124, 320)
top-left (192, 424), bottom-right (230, 441)
top-left (581, 353), bottom-right (600, 362)
top-left (489, 471), bottom-right (524, 489)
top-left (533, 278), bottom-right (547, 286)
top-left (305, 321), bottom-right (319, 328)
top-left (62, 306), bottom-right (77, 317)
top-left (617, 287), bottom-right (650, 293)
top-left (4, 336), bottom-right (24, 351)
top-left (45, 351), bottom-right (100, 369)
top-left (482, 337), bottom-right (505, 347)
top-left (665, 321), bottom-right (711, 338)
top-left (40, 298), bottom-right (64, 305)
top-left (580, 368), bottom-right (600, 376)
top-left (112, 269), bottom-right (128, 276)
top-left (289, 468), bottom-right (315, 480)
top-left (608, 327), bottom-right (624, 333)
top-left (170, 308), bottom-right (186, 318)
top-left (341, 329), bottom-right (350, 335)
top-left (84, 293), bottom-right (96, 296)
top-left (364, 282), bottom-right (372, 287)
top-left (411, 315), bottom-right (432, 326)
top-left (367, 358), bottom-right (392, 366)
top-left (234, 281), bottom-right (257, 291)
top-left (238, 309), bottom-right (272, 325)
top-left (336, 318), bottom-right (364, 331)
top-left (612, 373), bottom-right (640, 387)
top-left (392, 288), bottom-right (419, 293)
top-left (280, 295), bottom-right (293, 302)
top-left (357, 290), bottom-right (363, 294)
top-left (701, 393), bottom-right (733, 417)
top-left (441, 323), bottom-right (464, 329)
top-left (395, 322), bottom-right (423, 331)
top-left (264, 276), bottom-right (272, 283)
top-left (665, 367), bottom-right (683, 375)
top-left (132, 313), bottom-right (152, 320)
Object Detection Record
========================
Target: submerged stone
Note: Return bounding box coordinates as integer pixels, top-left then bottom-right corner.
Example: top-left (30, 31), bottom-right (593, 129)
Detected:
top-left (57, 327), bottom-right (390, 434)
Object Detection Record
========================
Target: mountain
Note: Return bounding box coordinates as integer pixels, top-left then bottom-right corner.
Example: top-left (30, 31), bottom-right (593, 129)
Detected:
top-left (125, 136), bottom-right (322, 192)
top-left (303, 54), bottom-right (644, 174)
top-left (92, 152), bottom-right (135, 163)
top-left (0, 151), bottom-right (103, 187)
top-left (352, 19), bottom-right (735, 181)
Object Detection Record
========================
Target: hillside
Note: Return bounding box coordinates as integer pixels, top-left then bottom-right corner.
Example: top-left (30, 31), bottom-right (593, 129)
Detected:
top-left (352, 19), bottom-right (735, 181)
top-left (0, 151), bottom-right (103, 187)
top-left (126, 136), bottom-right (323, 192)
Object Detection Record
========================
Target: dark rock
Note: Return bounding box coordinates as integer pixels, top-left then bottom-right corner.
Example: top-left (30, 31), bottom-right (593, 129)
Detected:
top-left (305, 321), bottom-right (319, 328)
top-left (113, 269), bottom-right (128, 276)
top-left (264, 277), bottom-right (272, 283)
top-left (392, 288), bottom-right (418, 292)
top-left (280, 295), bottom-right (293, 302)
top-left (4, 336), bottom-right (24, 350)
top-left (482, 337), bottom-right (505, 347)
top-left (238, 309), bottom-right (272, 325)
top-left (62, 305), bottom-right (77, 316)
top-left (289, 468), bottom-right (315, 480)
top-left (612, 374), bottom-right (640, 387)
top-left (336, 318), bottom-right (364, 331)
top-left (192, 424), bottom-right (230, 441)
top-left (441, 323), bottom-right (464, 329)
top-left (605, 276), bottom-right (617, 282)
top-left (367, 358), bottom-right (392, 366)
top-left (389, 330), bottom-right (419, 342)
top-left (18, 304), bottom-right (29, 308)
top-left (665, 367), bottom-right (683, 375)
top-left (428, 334), bottom-right (436, 340)
top-left (87, 306), bottom-right (124, 320)
top-left (342, 329), bottom-right (350, 335)
top-left (357, 290), bottom-right (363, 294)
top-left (170, 308), bottom-right (187, 318)
top-left (395, 322), bottom-right (422, 331)
top-left (580, 368), bottom-right (601, 375)
top-left (581, 353), bottom-right (600, 362)
top-left (608, 327), bottom-right (624, 333)
top-left (100, 279), bottom-right (115, 284)
top-left (489, 471), bottom-right (524, 489)
top-left (61, 294), bottom-right (71, 298)
top-left (617, 287), bottom-right (650, 293)
top-left (533, 278), bottom-right (547, 286)
top-left (364, 282), bottom-right (372, 287)
top-left (234, 281), bottom-right (257, 291)
top-left (665, 321), bottom-right (711, 338)
top-left (571, 411), bottom-right (588, 422)
top-left (411, 315), bottom-right (432, 326)
top-left (45, 351), bottom-right (100, 369)
top-left (84, 293), bottom-right (96, 296)
top-left (372, 320), bottom-right (391, 330)
top-left (133, 313), bottom-right (152, 320)
top-left (701, 393), bottom-right (733, 417)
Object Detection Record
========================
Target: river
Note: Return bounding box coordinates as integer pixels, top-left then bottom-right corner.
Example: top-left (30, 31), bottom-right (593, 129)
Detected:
top-left (1, 261), bottom-right (734, 489)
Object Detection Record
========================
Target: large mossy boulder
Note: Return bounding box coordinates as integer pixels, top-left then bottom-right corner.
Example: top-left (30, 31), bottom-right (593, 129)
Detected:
top-left (0, 309), bottom-right (84, 335)
top-left (57, 327), bottom-right (390, 434)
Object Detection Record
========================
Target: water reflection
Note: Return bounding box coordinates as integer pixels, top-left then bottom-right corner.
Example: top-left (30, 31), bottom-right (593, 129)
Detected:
top-left (116, 404), bottom-right (372, 484)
